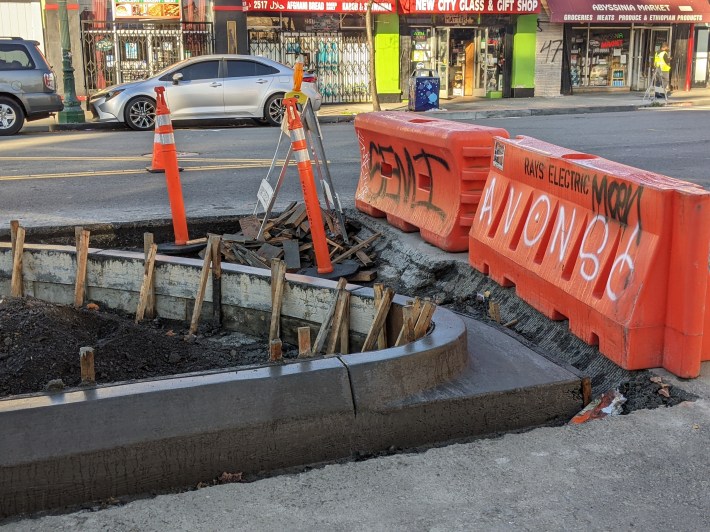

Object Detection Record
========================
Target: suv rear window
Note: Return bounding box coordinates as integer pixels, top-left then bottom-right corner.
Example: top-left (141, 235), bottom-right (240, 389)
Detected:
top-left (0, 44), bottom-right (35, 70)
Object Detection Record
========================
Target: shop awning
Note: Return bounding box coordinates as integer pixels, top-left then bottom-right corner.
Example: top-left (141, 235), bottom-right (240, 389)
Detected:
top-left (243, 0), bottom-right (396, 13)
top-left (545, 0), bottom-right (710, 24)
top-left (399, 0), bottom-right (541, 15)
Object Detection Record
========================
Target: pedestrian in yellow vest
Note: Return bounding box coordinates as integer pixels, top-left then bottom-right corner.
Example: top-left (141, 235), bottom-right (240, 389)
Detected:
top-left (654, 42), bottom-right (671, 96)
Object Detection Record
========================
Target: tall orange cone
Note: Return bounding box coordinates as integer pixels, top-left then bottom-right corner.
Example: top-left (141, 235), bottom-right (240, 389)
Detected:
top-left (283, 97), bottom-right (333, 275)
top-left (146, 90), bottom-right (182, 174)
top-left (153, 86), bottom-right (189, 246)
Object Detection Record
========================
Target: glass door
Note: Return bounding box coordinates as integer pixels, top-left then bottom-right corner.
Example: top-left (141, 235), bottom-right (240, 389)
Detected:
top-left (436, 27), bottom-right (450, 98)
top-left (630, 28), bottom-right (646, 90)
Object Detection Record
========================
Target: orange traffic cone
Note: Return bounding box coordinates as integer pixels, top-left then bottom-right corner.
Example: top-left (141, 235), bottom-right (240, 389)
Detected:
top-left (152, 86), bottom-right (189, 246)
top-left (146, 90), bottom-right (182, 174)
top-left (283, 97), bottom-right (333, 275)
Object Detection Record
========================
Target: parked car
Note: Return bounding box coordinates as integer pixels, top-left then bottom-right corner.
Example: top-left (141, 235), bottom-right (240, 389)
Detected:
top-left (0, 37), bottom-right (63, 136)
top-left (88, 55), bottom-right (322, 130)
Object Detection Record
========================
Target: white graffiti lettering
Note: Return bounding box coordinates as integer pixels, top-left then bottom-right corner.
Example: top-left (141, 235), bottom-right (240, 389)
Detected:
top-left (606, 223), bottom-right (639, 301)
top-left (549, 205), bottom-right (577, 262)
top-left (579, 214), bottom-right (609, 282)
top-left (523, 195), bottom-right (551, 247)
top-left (479, 177), bottom-right (496, 226)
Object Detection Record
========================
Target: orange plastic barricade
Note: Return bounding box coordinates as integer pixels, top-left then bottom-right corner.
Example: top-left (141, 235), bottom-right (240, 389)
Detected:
top-left (355, 113), bottom-right (508, 252)
top-left (469, 136), bottom-right (710, 378)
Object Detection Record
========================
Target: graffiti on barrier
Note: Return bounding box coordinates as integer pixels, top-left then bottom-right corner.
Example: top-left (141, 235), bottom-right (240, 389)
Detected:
top-left (478, 174), bottom-right (643, 302)
top-left (366, 141), bottom-right (448, 221)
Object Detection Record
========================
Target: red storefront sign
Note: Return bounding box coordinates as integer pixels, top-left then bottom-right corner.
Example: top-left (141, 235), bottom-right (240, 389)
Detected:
top-left (545, 0), bottom-right (710, 24)
top-left (244, 0), bottom-right (541, 13)
top-left (399, 0), bottom-right (541, 14)
top-left (243, 0), bottom-right (396, 12)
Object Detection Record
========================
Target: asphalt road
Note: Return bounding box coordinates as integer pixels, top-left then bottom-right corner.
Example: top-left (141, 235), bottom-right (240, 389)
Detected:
top-left (0, 108), bottom-right (709, 227)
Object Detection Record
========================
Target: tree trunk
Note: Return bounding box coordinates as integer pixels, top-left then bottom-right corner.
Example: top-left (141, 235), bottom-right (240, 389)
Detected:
top-left (366, 2), bottom-right (381, 111)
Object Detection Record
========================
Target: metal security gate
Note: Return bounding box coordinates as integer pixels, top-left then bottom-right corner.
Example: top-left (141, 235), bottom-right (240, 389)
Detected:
top-left (249, 30), bottom-right (370, 103)
top-left (80, 21), bottom-right (213, 95)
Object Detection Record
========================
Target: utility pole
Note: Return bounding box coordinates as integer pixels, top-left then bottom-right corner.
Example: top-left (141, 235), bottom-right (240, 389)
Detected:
top-left (57, 0), bottom-right (85, 124)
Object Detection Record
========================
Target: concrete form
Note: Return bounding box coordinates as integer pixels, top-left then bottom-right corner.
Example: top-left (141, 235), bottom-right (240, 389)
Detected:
top-left (0, 230), bottom-right (586, 518)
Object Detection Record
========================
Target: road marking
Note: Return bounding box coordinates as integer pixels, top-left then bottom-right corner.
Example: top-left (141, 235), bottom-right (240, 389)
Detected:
top-left (0, 162), bottom-right (284, 182)
top-left (0, 156), bottom-right (284, 163)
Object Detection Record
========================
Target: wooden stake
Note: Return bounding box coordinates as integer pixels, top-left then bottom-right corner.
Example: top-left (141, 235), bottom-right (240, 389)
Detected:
top-left (80, 346), bottom-right (95, 384)
top-left (325, 289), bottom-right (350, 355)
top-left (269, 258), bottom-right (287, 344)
top-left (297, 326), bottom-right (312, 358)
top-left (413, 301), bottom-right (436, 340)
top-left (489, 301), bottom-right (501, 324)
top-left (269, 338), bottom-right (283, 362)
top-left (10, 226), bottom-right (25, 298)
top-left (10, 220), bottom-right (19, 257)
top-left (374, 283), bottom-right (387, 350)
top-left (395, 304), bottom-right (416, 347)
top-left (135, 243), bottom-right (158, 323)
top-left (361, 287), bottom-right (394, 352)
top-left (211, 235), bottom-right (223, 326)
top-left (188, 235), bottom-right (218, 336)
top-left (312, 277), bottom-right (348, 355)
top-left (73, 230), bottom-right (90, 307)
top-left (339, 292), bottom-right (350, 355)
top-left (143, 233), bottom-right (156, 319)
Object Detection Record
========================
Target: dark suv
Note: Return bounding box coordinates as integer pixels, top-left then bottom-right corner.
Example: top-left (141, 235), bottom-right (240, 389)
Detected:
top-left (0, 37), bottom-right (63, 135)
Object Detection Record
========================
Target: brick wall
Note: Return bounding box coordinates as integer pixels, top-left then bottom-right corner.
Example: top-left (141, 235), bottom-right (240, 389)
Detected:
top-left (535, 11), bottom-right (564, 97)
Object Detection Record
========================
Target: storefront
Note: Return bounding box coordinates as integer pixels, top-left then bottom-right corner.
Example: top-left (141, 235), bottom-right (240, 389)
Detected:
top-left (243, 1), bottom-right (397, 103)
top-left (545, 0), bottom-right (710, 91)
top-left (74, 0), bottom-right (214, 94)
top-left (399, 1), bottom-right (541, 98)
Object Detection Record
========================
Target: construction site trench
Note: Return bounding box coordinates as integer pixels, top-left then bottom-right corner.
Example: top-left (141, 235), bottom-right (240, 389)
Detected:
top-left (0, 211), bottom-right (695, 517)
top-left (0, 209), bottom-right (694, 411)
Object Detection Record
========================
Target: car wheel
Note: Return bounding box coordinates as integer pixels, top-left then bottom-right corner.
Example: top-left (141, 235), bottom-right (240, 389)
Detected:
top-left (264, 93), bottom-right (285, 127)
top-left (0, 97), bottom-right (25, 136)
top-left (124, 96), bottom-right (156, 131)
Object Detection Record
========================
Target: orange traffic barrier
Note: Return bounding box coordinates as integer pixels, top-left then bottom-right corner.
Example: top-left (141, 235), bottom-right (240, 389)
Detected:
top-left (354, 113), bottom-right (508, 252)
top-left (153, 86), bottom-right (189, 246)
top-left (283, 97), bottom-right (333, 274)
top-left (469, 135), bottom-right (710, 378)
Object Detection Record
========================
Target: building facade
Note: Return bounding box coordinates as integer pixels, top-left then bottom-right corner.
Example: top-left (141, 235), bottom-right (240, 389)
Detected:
top-left (540, 0), bottom-right (710, 94)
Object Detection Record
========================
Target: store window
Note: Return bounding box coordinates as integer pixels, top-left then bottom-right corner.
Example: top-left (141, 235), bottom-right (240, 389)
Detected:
top-left (570, 28), bottom-right (630, 88)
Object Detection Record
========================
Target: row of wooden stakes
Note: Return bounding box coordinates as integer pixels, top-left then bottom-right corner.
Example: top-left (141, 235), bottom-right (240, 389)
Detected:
top-left (7, 222), bottom-right (436, 363)
top-left (267, 257), bottom-right (437, 362)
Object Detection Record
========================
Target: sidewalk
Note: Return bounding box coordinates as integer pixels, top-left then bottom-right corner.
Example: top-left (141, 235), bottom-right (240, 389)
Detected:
top-left (24, 87), bottom-right (710, 133)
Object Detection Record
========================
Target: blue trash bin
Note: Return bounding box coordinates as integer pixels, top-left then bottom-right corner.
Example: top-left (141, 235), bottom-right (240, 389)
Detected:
top-left (408, 70), bottom-right (440, 112)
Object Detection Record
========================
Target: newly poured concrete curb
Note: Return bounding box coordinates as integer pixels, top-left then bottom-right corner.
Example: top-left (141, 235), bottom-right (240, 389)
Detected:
top-left (0, 234), bottom-right (584, 517)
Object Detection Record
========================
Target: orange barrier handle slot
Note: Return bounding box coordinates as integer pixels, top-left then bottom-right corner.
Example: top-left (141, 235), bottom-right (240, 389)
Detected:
top-left (283, 97), bottom-right (333, 274)
top-left (155, 86), bottom-right (189, 246)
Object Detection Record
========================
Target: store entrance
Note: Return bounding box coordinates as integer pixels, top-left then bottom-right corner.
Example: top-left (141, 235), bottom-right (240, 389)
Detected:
top-left (434, 27), bottom-right (498, 99)
top-left (692, 26), bottom-right (709, 88)
top-left (630, 27), bottom-right (670, 90)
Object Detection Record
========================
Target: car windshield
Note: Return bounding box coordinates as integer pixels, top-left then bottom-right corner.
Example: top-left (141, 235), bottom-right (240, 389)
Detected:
top-left (150, 57), bottom-right (194, 79)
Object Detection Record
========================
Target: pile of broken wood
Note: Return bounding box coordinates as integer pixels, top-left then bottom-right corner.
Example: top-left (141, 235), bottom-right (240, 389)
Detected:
top-left (218, 202), bottom-right (381, 283)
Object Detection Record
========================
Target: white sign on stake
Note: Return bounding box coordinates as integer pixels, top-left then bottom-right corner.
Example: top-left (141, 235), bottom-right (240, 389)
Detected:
top-left (257, 179), bottom-right (274, 212)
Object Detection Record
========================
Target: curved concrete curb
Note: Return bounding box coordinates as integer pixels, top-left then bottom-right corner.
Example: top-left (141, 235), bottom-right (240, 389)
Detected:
top-left (0, 224), bottom-right (584, 518)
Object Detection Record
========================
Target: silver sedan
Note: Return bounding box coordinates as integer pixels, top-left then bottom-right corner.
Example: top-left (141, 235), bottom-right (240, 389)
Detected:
top-left (88, 54), bottom-right (322, 130)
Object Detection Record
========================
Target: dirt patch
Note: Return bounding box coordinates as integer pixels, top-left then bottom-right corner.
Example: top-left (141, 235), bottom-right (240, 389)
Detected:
top-left (0, 297), bottom-right (293, 399)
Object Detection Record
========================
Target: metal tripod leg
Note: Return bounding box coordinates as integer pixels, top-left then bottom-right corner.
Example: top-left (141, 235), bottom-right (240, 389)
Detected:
top-left (254, 129), bottom-right (286, 216)
top-left (256, 145), bottom-right (293, 241)
top-left (301, 100), bottom-right (350, 244)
